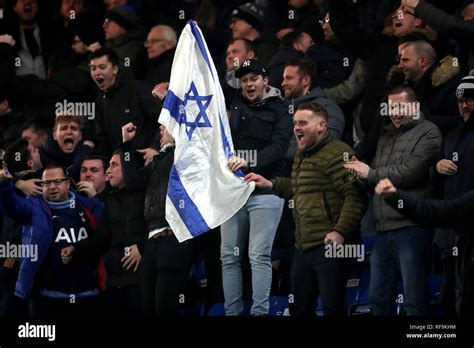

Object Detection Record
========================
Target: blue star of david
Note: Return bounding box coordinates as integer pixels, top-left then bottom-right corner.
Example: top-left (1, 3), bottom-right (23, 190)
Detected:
top-left (173, 82), bottom-right (212, 139)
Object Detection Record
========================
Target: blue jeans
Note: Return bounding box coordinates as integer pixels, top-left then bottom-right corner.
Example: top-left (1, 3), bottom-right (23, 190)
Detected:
top-left (220, 194), bottom-right (284, 315)
top-left (369, 226), bottom-right (429, 315)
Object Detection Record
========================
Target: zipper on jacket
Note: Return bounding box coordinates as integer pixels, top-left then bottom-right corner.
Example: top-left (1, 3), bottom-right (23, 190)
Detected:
top-left (322, 192), bottom-right (333, 223)
top-left (379, 130), bottom-right (400, 231)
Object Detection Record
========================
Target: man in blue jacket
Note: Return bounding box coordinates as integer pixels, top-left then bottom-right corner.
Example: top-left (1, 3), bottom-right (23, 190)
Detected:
top-left (0, 162), bottom-right (109, 318)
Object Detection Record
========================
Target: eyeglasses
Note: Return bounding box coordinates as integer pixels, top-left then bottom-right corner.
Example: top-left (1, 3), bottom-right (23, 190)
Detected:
top-left (458, 99), bottom-right (474, 105)
top-left (144, 39), bottom-right (167, 46)
top-left (319, 18), bottom-right (330, 26)
top-left (40, 178), bottom-right (69, 187)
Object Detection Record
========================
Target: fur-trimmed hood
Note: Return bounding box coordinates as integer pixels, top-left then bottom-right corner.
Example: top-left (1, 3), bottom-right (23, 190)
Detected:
top-left (384, 24), bottom-right (438, 43)
top-left (387, 55), bottom-right (460, 88)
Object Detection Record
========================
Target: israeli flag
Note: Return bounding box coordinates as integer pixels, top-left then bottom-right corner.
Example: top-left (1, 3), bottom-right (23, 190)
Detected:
top-left (158, 21), bottom-right (255, 242)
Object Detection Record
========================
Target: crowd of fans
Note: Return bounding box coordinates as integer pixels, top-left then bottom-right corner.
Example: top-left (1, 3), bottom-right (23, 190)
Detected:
top-left (0, 0), bottom-right (473, 318)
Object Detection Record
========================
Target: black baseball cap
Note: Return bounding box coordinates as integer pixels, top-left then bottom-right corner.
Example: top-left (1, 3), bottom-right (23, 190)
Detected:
top-left (235, 59), bottom-right (267, 78)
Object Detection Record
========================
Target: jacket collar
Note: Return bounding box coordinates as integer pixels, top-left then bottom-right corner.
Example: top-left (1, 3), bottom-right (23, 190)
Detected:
top-left (384, 117), bottom-right (423, 134)
top-left (301, 131), bottom-right (332, 157)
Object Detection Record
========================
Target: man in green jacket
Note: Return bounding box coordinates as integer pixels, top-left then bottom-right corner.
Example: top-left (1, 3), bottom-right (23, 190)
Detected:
top-left (245, 102), bottom-right (367, 316)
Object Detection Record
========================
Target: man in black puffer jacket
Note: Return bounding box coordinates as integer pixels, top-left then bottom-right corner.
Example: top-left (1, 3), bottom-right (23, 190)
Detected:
top-left (99, 150), bottom-right (146, 316)
top-left (120, 122), bottom-right (194, 317)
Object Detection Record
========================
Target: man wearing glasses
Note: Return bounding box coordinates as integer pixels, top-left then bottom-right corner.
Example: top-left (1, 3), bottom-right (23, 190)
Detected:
top-left (428, 75), bottom-right (474, 316)
top-left (0, 162), bottom-right (109, 318)
top-left (144, 25), bottom-right (177, 86)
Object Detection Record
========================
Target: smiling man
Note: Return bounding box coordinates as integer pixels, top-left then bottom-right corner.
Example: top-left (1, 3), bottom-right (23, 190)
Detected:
top-left (245, 102), bottom-right (366, 316)
top-left (220, 59), bottom-right (293, 316)
top-left (344, 85), bottom-right (441, 316)
top-left (39, 115), bottom-right (93, 183)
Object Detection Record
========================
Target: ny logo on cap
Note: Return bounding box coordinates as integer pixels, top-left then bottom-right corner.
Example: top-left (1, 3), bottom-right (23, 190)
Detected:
top-left (456, 88), bottom-right (464, 99)
top-left (242, 60), bottom-right (251, 67)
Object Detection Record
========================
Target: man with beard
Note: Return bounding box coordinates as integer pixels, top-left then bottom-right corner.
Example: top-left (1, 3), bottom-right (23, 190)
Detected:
top-left (395, 37), bottom-right (462, 134)
top-left (39, 115), bottom-right (93, 182)
top-left (245, 102), bottom-right (366, 316)
top-left (329, 0), bottom-right (436, 161)
top-left (281, 59), bottom-right (345, 144)
top-left (428, 75), bottom-right (474, 316)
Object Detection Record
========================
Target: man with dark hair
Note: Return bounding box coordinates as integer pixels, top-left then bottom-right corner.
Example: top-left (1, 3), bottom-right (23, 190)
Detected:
top-left (120, 122), bottom-right (194, 317)
top-left (0, 91), bottom-right (25, 150)
top-left (101, 4), bottom-right (146, 76)
top-left (0, 162), bottom-right (108, 318)
top-left (268, 30), bottom-right (314, 89)
top-left (4, 139), bottom-right (42, 176)
top-left (20, 119), bottom-right (49, 149)
top-left (89, 47), bottom-right (161, 163)
top-left (246, 102), bottom-right (366, 316)
top-left (229, 2), bottom-right (277, 67)
top-left (98, 150), bottom-right (146, 315)
top-left (402, 0), bottom-right (474, 73)
top-left (393, 37), bottom-right (462, 134)
top-left (344, 85), bottom-right (442, 315)
top-left (282, 59), bottom-right (345, 148)
top-left (0, 138), bottom-right (42, 317)
top-left (225, 38), bottom-right (256, 89)
top-left (77, 154), bottom-right (108, 199)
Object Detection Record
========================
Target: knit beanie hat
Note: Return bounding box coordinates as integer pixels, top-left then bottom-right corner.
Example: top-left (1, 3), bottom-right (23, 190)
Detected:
top-left (456, 75), bottom-right (474, 100)
top-left (104, 4), bottom-right (138, 31)
top-left (231, 2), bottom-right (265, 32)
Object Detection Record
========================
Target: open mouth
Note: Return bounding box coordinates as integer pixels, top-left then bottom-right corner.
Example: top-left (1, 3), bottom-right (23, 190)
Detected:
top-left (295, 133), bottom-right (305, 142)
top-left (24, 5), bottom-right (32, 13)
top-left (95, 77), bottom-right (105, 88)
top-left (63, 138), bottom-right (75, 151)
top-left (246, 89), bottom-right (256, 98)
top-left (394, 21), bottom-right (403, 28)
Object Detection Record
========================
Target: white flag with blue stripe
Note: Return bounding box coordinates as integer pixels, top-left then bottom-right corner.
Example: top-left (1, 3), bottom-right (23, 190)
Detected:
top-left (158, 20), bottom-right (255, 242)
